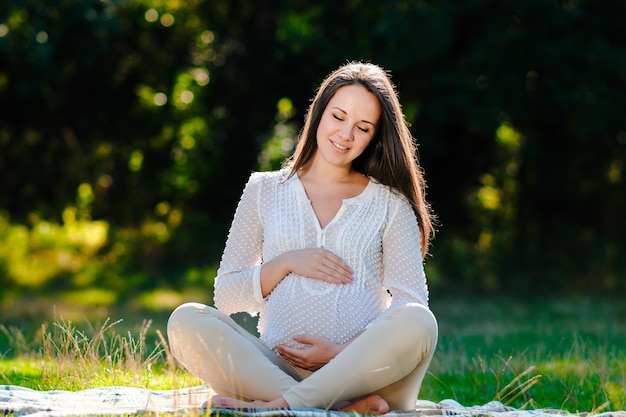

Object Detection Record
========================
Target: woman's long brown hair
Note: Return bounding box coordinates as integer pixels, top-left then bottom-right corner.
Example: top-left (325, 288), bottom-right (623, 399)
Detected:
top-left (284, 62), bottom-right (436, 256)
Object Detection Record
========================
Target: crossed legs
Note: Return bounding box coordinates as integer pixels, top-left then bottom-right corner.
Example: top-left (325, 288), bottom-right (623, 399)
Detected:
top-left (167, 302), bottom-right (437, 413)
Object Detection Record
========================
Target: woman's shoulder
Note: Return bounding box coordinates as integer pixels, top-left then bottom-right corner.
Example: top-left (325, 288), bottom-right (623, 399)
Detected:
top-left (247, 168), bottom-right (290, 184)
top-left (368, 177), bottom-right (414, 213)
top-left (369, 177), bottom-right (404, 200)
top-left (243, 169), bottom-right (294, 196)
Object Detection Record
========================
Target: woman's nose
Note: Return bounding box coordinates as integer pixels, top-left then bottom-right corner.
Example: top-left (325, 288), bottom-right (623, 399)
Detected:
top-left (338, 126), bottom-right (353, 140)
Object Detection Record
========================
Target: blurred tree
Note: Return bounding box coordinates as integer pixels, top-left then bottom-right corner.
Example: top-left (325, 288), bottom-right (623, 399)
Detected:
top-left (0, 0), bottom-right (624, 296)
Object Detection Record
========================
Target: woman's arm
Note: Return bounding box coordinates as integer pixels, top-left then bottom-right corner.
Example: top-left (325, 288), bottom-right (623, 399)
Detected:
top-left (213, 173), bottom-right (265, 315)
top-left (381, 195), bottom-right (429, 308)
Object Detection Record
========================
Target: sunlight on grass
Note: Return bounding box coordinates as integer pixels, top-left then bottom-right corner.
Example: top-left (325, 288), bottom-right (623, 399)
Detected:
top-left (1, 318), bottom-right (203, 391)
top-left (1, 296), bottom-right (624, 413)
top-left (0, 358), bottom-right (42, 385)
top-left (137, 288), bottom-right (186, 312)
top-left (604, 381), bottom-right (626, 410)
top-left (61, 288), bottom-right (119, 306)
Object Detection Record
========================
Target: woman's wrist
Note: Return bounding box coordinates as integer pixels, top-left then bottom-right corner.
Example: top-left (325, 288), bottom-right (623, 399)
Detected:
top-left (260, 255), bottom-right (292, 297)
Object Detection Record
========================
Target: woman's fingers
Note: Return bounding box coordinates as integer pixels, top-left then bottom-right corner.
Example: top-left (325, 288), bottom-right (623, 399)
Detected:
top-left (277, 336), bottom-right (341, 371)
top-left (286, 248), bottom-right (353, 284)
top-left (315, 250), bottom-right (353, 283)
top-left (323, 251), bottom-right (353, 274)
top-left (317, 261), bottom-right (352, 283)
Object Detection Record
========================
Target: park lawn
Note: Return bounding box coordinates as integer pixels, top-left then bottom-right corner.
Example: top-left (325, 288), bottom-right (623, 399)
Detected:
top-left (1, 295), bottom-right (625, 413)
top-left (424, 296), bottom-right (626, 412)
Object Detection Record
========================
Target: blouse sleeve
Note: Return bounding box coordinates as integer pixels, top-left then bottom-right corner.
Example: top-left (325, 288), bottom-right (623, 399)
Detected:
top-left (213, 172), bottom-right (265, 316)
top-left (381, 194), bottom-right (429, 309)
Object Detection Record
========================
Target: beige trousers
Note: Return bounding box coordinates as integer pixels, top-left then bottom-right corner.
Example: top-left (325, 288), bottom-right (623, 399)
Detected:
top-left (167, 302), bottom-right (437, 411)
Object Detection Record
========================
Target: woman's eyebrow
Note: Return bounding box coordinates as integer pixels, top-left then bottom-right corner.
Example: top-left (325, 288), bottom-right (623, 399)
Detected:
top-left (330, 106), bottom-right (376, 126)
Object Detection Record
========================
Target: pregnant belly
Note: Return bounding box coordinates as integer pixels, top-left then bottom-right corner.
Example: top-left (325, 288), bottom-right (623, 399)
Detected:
top-left (259, 278), bottom-right (383, 348)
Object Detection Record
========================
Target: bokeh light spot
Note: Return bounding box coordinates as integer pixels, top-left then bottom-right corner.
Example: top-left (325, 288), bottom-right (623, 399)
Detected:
top-left (145, 8), bottom-right (158, 22)
top-left (160, 13), bottom-right (175, 27)
top-left (154, 92), bottom-right (167, 106)
top-left (180, 136), bottom-right (195, 150)
top-left (200, 30), bottom-right (214, 44)
top-left (155, 201), bottom-right (171, 216)
top-left (36, 31), bottom-right (48, 44)
top-left (180, 90), bottom-right (194, 104)
top-left (277, 97), bottom-right (294, 118)
top-left (97, 174), bottom-right (113, 188)
top-left (192, 68), bottom-right (210, 86)
top-left (128, 150), bottom-right (144, 172)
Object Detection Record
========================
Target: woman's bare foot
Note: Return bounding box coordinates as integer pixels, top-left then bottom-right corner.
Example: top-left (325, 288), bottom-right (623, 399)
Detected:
top-left (207, 393), bottom-right (388, 415)
top-left (339, 394), bottom-right (390, 415)
top-left (209, 394), bottom-right (289, 410)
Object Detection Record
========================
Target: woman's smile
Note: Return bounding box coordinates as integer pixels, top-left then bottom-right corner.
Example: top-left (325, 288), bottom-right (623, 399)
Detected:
top-left (330, 139), bottom-right (348, 151)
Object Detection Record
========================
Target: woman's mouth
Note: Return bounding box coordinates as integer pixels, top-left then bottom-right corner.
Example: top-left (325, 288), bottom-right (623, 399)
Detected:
top-left (330, 140), bottom-right (348, 151)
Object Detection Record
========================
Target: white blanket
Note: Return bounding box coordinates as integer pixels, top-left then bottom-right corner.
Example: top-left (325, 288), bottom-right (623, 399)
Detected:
top-left (1, 385), bottom-right (625, 417)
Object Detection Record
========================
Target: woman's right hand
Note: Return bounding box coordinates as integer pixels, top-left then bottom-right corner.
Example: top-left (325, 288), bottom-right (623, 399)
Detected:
top-left (279, 248), bottom-right (354, 284)
top-left (260, 248), bottom-right (353, 297)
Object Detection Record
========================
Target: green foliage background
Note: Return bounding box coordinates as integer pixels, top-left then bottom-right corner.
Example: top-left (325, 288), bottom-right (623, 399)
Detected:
top-left (1, 0), bottom-right (625, 303)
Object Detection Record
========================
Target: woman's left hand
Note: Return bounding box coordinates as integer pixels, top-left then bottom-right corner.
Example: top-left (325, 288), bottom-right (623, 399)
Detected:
top-left (277, 335), bottom-right (345, 371)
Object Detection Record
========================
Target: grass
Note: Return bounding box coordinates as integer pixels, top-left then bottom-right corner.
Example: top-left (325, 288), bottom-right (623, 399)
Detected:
top-left (1, 294), bottom-right (625, 413)
top-left (0, 317), bottom-right (202, 391)
top-left (424, 296), bottom-right (626, 413)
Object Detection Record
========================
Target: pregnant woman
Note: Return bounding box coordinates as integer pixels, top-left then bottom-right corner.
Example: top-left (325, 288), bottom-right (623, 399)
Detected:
top-left (167, 61), bottom-right (438, 415)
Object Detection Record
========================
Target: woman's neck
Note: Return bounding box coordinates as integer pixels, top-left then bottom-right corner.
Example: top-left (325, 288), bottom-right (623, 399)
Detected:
top-left (300, 156), bottom-right (358, 184)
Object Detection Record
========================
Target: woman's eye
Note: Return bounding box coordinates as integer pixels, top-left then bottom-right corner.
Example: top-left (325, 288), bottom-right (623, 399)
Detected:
top-left (358, 126), bottom-right (369, 133)
top-left (332, 114), bottom-right (343, 121)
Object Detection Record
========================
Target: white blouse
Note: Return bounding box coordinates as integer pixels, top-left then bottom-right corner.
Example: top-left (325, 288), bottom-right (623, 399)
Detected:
top-left (213, 169), bottom-right (429, 350)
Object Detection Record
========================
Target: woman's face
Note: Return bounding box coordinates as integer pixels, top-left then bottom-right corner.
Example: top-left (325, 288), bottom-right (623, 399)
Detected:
top-left (315, 84), bottom-right (381, 169)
